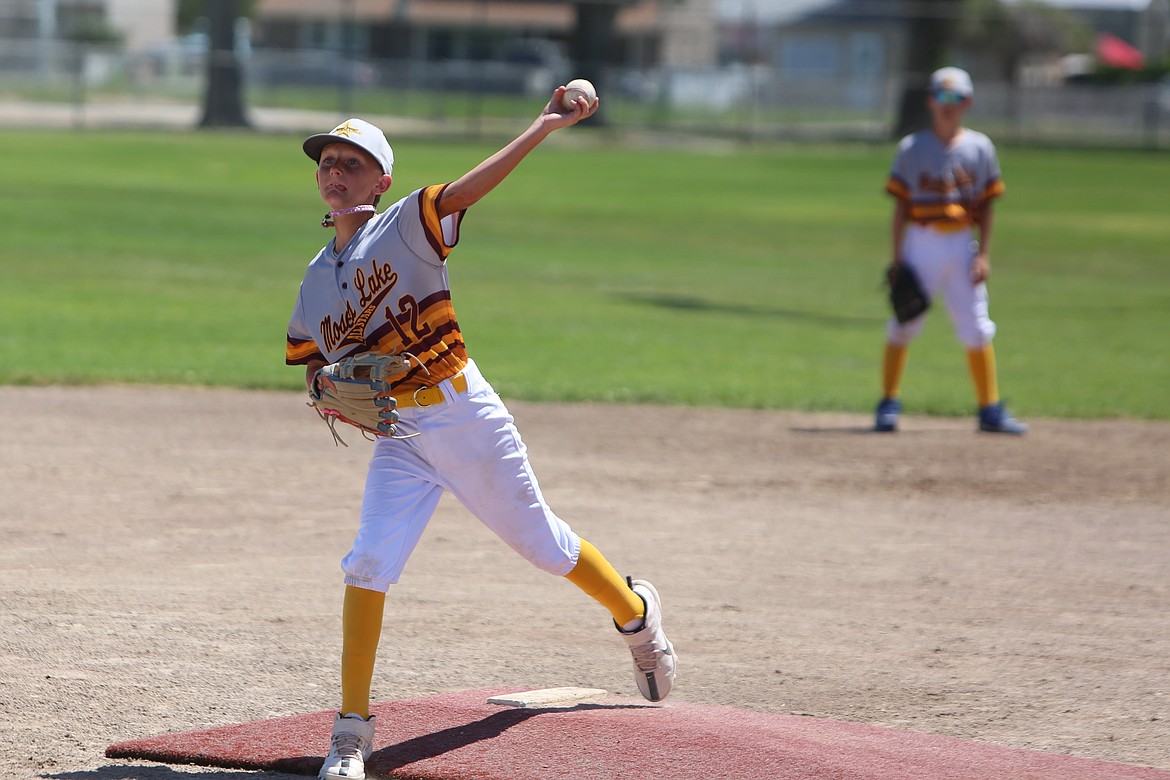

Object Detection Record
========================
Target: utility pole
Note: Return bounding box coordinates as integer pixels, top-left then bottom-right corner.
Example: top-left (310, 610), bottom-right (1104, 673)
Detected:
top-left (37, 0), bottom-right (59, 79)
top-left (892, 0), bottom-right (962, 139)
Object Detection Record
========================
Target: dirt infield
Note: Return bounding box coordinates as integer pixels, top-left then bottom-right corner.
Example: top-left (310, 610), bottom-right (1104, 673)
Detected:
top-left (2, 385), bottom-right (1167, 778)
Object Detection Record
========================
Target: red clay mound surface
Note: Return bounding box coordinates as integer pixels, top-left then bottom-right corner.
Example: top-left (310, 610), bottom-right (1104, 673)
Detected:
top-left (107, 688), bottom-right (1170, 780)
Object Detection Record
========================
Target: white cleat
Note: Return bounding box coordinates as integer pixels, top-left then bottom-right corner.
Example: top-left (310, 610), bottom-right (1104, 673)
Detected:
top-left (618, 578), bottom-right (677, 702)
top-left (319, 712), bottom-right (375, 780)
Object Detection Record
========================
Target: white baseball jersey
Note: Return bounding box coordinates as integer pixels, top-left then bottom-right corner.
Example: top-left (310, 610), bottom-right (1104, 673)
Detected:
top-left (885, 128), bottom-right (1005, 230)
top-left (884, 129), bottom-right (1003, 348)
top-left (285, 183), bottom-right (581, 590)
top-left (286, 184), bottom-right (467, 394)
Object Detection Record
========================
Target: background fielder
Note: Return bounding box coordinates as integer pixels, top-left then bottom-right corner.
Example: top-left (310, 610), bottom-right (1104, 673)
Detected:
top-left (285, 90), bottom-right (676, 780)
top-left (874, 66), bottom-right (1027, 435)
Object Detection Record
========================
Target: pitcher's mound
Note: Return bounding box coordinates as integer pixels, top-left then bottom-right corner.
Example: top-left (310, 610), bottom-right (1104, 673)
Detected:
top-left (106, 687), bottom-right (1169, 779)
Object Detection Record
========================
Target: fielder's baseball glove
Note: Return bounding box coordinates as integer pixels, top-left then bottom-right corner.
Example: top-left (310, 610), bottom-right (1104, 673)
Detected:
top-left (886, 263), bottom-right (930, 324)
top-left (308, 352), bottom-right (416, 446)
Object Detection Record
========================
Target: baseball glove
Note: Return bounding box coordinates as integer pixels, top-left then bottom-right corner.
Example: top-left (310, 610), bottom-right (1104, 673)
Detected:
top-left (886, 263), bottom-right (930, 324)
top-left (308, 352), bottom-right (416, 446)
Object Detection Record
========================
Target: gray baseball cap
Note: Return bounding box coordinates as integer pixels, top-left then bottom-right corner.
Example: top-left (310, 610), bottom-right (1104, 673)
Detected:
top-left (303, 118), bottom-right (395, 175)
top-left (929, 67), bottom-right (974, 99)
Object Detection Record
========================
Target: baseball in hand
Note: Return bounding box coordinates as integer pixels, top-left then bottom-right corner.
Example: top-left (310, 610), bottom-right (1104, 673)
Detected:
top-left (562, 78), bottom-right (598, 109)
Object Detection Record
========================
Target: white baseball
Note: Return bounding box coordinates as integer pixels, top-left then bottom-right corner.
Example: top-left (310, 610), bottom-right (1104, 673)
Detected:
top-left (562, 78), bottom-right (597, 109)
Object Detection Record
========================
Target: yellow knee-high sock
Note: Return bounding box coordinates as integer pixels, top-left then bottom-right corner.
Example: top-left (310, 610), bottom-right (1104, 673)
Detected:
top-left (882, 343), bottom-right (909, 399)
top-left (966, 345), bottom-right (999, 408)
top-left (340, 585), bottom-right (386, 719)
top-left (564, 539), bottom-right (644, 628)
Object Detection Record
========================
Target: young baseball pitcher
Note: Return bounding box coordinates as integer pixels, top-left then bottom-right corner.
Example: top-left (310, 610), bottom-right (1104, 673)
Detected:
top-left (285, 88), bottom-right (676, 780)
top-left (875, 66), bottom-right (1027, 435)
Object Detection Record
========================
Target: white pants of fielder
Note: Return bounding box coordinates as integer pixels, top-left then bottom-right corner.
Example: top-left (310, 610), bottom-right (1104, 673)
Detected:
top-left (341, 359), bottom-right (581, 592)
top-left (887, 225), bottom-right (997, 349)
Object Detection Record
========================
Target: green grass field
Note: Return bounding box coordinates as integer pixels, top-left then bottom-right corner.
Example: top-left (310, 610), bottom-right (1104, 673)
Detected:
top-left (2, 128), bottom-right (1167, 419)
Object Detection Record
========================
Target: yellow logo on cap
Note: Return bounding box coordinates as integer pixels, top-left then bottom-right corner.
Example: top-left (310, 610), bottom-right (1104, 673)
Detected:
top-left (332, 121), bottom-right (361, 138)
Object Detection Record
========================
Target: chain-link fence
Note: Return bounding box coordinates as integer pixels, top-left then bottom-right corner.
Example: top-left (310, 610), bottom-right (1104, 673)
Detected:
top-left (3, 39), bottom-right (1168, 149)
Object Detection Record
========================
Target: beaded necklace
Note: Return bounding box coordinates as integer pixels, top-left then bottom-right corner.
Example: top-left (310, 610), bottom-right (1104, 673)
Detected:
top-left (322, 204), bottom-right (376, 228)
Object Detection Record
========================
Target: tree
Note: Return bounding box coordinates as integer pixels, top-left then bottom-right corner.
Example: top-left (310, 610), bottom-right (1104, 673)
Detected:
top-left (569, 2), bottom-right (619, 85)
top-left (567, 0), bottom-right (639, 124)
top-left (956, 0), bottom-right (1092, 82)
top-left (892, 0), bottom-right (963, 138)
top-left (199, 0), bottom-right (250, 129)
top-left (181, 0), bottom-right (255, 33)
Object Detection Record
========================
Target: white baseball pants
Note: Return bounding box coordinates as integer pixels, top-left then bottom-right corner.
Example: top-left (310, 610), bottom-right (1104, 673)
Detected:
top-left (887, 224), bottom-right (997, 349)
top-left (340, 359), bottom-right (581, 592)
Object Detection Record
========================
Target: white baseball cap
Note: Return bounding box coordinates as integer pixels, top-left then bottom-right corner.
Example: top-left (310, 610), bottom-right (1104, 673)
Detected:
top-left (929, 67), bottom-right (974, 99)
top-left (303, 118), bottom-right (395, 175)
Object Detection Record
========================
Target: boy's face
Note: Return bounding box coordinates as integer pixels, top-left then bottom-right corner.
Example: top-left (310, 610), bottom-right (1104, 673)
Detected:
top-left (315, 142), bottom-right (391, 208)
top-left (928, 91), bottom-right (971, 123)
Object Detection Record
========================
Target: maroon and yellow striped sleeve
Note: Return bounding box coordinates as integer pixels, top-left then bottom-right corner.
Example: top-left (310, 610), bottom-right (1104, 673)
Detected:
top-left (981, 177), bottom-right (1005, 202)
top-left (417, 183), bottom-right (461, 262)
top-left (286, 337), bottom-right (323, 366)
top-left (885, 174), bottom-right (910, 200)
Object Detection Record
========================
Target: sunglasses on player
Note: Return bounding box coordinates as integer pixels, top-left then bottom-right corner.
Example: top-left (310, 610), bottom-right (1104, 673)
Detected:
top-left (932, 91), bottom-right (968, 105)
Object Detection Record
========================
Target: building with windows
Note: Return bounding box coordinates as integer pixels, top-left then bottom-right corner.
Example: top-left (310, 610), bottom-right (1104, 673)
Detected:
top-left (1, 0), bottom-right (176, 50)
top-left (251, 0), bottom-right (717, 70)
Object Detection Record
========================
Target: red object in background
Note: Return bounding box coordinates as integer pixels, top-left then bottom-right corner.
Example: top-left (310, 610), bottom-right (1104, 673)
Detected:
top-left (1096, 32), bottom-right (1145, 70)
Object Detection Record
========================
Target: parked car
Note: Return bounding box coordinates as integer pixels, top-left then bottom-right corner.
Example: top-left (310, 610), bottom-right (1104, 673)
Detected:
top-left (141, 32), bottom-right (210, 77)
top-left (251, 51), bottom-right (377, 88)
top-left (498, 39), bottom-right (571, 95)
top-left (141, 19), bottom-right (252, 78)
top-left (408, 38), bottom-right (571, 97)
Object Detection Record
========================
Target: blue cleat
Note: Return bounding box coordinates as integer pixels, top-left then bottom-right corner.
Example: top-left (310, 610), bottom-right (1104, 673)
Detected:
top-left (874, 397), bottom-right (902, 432)
top-left (978, 402), bottom-right (1028, 435)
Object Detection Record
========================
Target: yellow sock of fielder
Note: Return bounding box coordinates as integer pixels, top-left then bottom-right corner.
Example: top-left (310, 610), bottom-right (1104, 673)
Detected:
top-left (967, 344), bottom-right (1000, 408)
top-left (564, 539), bottom-right (644, 629)
top-left (881, 342), bottom-right (909, 399)
top-left (340, 585), bottom-right (386, 719)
